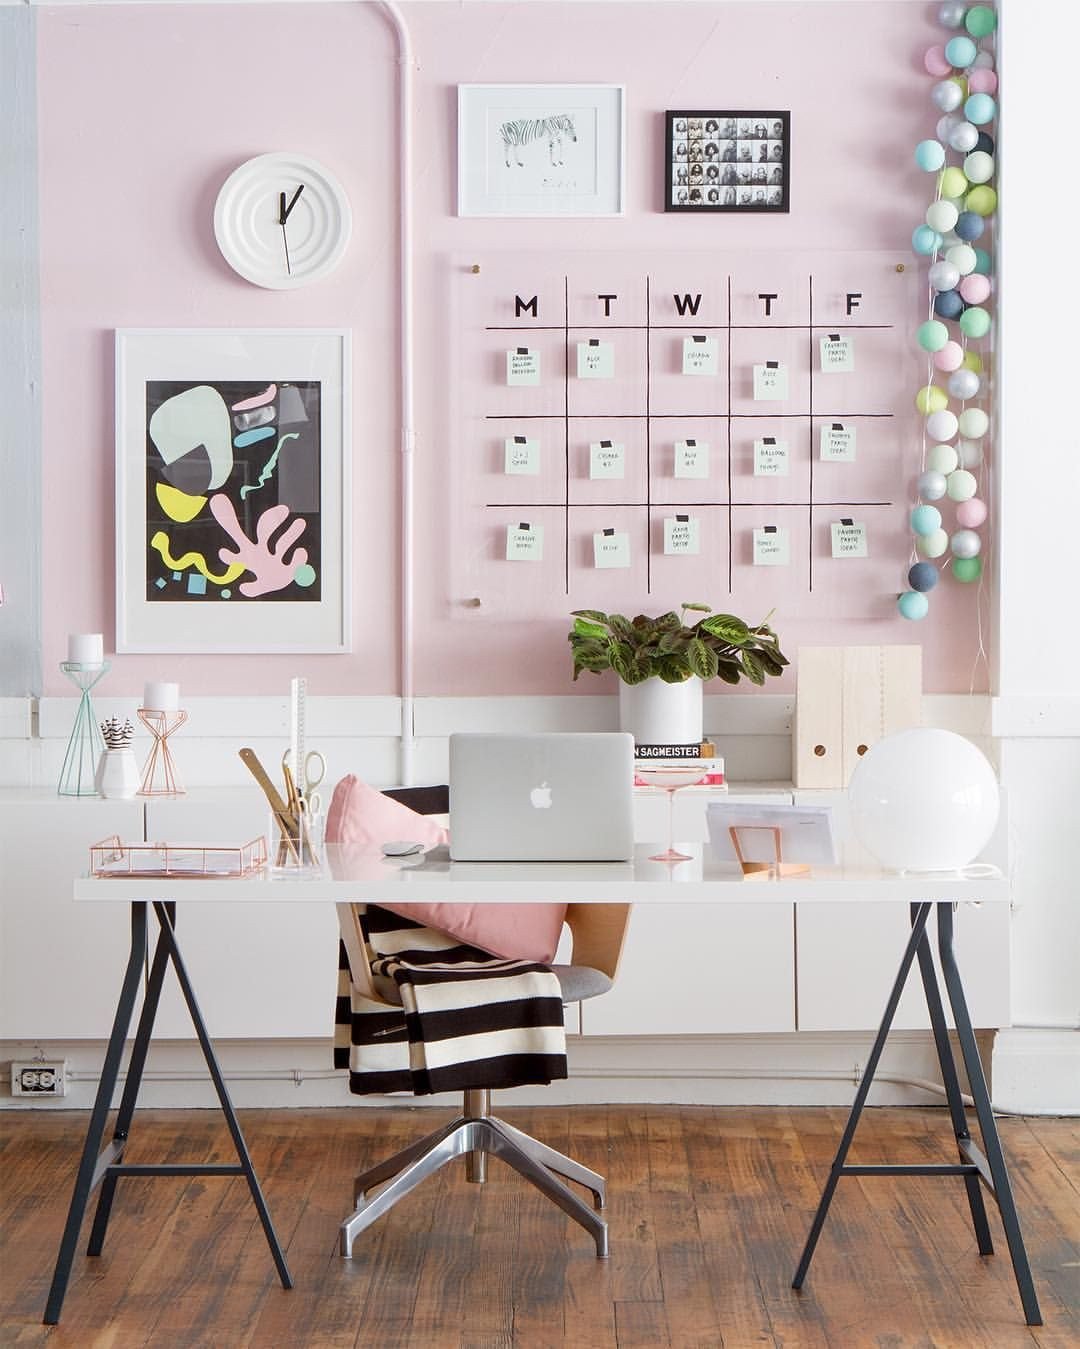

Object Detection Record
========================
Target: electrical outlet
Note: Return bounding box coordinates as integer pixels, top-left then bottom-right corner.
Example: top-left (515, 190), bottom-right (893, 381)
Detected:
top-left (11, 1060), bottom-right (67, 1098)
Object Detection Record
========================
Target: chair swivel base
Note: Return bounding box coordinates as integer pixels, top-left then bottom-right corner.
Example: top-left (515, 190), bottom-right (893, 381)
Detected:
top-left (339, 1113), bottom-right (609, 1259)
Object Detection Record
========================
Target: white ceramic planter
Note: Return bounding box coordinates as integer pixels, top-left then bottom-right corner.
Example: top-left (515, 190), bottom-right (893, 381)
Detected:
top-left (95, 748), bottom-right (141, 799)
top-left (618, 678), bottom-right (703, 746)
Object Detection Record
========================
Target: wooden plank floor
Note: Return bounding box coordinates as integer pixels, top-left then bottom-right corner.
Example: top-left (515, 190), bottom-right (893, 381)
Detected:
top-left (1, 1106), bottom-right (1077, 1348)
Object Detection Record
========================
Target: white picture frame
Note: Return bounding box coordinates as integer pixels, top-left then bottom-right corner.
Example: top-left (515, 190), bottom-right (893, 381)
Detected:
top-left (458, 83), bottom-right (626, 218)
top-left (115, 328), bottom-right (351, 653)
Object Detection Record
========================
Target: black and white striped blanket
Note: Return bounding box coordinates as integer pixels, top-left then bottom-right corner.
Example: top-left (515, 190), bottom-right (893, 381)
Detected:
top-left (334, 905), bottom-right (567, 1096)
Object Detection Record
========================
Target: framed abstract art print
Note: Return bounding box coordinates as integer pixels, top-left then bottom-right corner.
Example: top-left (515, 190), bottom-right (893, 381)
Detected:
top-left (115, 328), bottom-right (351, 652)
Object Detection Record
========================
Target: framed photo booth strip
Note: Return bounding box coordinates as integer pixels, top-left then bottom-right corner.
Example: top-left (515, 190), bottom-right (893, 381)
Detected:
top-left (665, 110), bottom-right (790, 213)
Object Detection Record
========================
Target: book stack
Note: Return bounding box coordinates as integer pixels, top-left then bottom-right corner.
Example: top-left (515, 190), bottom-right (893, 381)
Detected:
top-left (633, 739), bottom-right (726, 788)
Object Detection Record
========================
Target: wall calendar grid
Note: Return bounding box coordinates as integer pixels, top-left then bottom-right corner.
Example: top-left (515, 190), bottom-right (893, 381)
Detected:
top-left (453, 252), bottom-right (923, 629)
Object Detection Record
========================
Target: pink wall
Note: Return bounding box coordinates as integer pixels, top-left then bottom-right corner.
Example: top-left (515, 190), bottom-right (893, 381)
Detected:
top-left (36, 1), bottom-right (982, 698)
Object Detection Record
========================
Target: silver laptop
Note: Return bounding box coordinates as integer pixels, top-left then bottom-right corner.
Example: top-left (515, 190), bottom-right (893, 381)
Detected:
top-left (449, 733), bottom-right (635, 861)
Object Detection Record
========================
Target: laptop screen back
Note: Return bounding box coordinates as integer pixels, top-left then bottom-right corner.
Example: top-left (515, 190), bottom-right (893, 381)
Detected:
top-left (449, 732), bottom-right (635, 861)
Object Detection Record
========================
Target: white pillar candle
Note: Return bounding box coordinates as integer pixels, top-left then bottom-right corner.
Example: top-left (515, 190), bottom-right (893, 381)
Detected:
top-left (143, 681), bottom-right (179, 712)
top-left (67, 633), bottom-right (104, 665)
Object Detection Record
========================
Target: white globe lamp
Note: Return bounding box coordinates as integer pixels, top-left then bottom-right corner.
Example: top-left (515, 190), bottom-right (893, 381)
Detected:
top-left (848, 729), bottom-right (999, 872)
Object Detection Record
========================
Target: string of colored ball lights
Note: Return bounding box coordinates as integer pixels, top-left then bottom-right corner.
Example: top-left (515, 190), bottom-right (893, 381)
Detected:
top-left (901, 3), bottom-right (997, 622)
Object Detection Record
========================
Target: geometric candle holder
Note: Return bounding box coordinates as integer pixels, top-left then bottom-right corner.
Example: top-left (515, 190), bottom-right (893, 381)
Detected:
top-left (136, 707), bottom-right (188, 796)
top-left (58, 660), bottom-right (111, 796)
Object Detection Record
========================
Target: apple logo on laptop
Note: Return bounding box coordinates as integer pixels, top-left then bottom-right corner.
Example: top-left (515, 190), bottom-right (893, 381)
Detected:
top-left (530, 781), bottom-right (553, 809)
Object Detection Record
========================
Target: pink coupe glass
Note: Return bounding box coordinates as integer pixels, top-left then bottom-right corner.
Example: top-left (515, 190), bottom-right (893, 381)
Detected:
top-left (636, 764), bottom-right (709, 862)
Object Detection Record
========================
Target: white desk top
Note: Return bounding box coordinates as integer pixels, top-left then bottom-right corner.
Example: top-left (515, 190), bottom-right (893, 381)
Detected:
top-left (74, 843), bottom-right (1008, 906)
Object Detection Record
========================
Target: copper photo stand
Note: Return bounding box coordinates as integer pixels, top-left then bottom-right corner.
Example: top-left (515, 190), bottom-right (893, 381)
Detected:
top-left (728, 825), bottom-right (811, 881)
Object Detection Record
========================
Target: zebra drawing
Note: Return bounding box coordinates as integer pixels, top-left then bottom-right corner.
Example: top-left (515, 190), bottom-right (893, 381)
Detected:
top-left (498, 114), bottom-right (577, 168)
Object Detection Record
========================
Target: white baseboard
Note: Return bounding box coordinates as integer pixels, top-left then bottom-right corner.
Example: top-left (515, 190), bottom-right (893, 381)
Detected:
top-left (0, 1030), bottom-right (998, 1111)
top-left (991, 1028), bottom-right (1080, 1115)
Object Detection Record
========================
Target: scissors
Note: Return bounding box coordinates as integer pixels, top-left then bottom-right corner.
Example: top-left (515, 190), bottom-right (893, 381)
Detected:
top-left (282, 747), bottom-right (326, 819)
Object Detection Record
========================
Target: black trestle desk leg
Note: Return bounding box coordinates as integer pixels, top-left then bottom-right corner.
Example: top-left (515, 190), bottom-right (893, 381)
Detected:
top-left (152, 902), bottom-right (292, 1289)
top-left (936, 903), bottom-right (1042, 1326)
top-left (914, 901), bottom-right (993, 1256)
top-left (793, 901), bottom-right (933, 1291)
top-left (44, 902), bottom-right (148, 1325)
top-left (86, 903), bottom-right (174, 1257)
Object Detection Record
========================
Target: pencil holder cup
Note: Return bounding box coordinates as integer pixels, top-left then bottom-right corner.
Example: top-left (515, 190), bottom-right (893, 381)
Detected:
top-left (269, 805), bottom-right (320, 874)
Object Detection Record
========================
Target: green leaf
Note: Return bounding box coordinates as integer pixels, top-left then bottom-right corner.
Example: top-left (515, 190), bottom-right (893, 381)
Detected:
top-left (609, 641), bottom-right (636, 683)
top-left (658, 656), bottom-right (693, 683)
top-left (682, 601), bottom-right (712, 613)
top-left (608, 613), bottom-right (635, 640)
top-left (572, 617), bottom-right (608, 640)
top-left (715, 660), bottom-right (743, 685)
top-left (570, 609), bottom-right (608, 625)
top-left (699, 613), bottom-right (751, 644)
top-left (657, 630), bottom-right (688, 655)
top-left (654, 611), bottom-right (682, 631)
top-left (686, 638), bottom-right (719, 680)
top-left (739, 649), bottom-right (766, 685)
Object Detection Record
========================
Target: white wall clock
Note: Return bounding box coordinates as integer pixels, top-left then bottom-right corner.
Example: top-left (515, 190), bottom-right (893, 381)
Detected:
top-left (213, 152), bottom-right (352, 289)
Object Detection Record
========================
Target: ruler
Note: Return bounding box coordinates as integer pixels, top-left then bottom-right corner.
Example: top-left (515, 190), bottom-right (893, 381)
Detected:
top-left (289, 677), bottom-right (307, 788)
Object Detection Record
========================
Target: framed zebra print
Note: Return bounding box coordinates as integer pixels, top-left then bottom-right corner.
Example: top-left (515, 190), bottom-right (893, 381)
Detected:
top-left (665, 110), bottom-right (790, 213)
top-left (458, 84), bottom-right (625, 217)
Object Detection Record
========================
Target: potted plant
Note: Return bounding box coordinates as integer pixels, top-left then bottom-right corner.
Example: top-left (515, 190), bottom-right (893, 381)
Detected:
top-left (568, 602), bottom-right (789, 745)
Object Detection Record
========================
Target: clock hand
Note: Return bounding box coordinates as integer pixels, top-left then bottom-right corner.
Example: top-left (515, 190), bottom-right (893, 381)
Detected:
top-left (278, 185), bottom-right (305, 277)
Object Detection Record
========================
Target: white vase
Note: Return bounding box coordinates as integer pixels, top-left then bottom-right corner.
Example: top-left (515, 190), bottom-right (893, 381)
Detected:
top-left (95, 748), bottom-right (141, 799)
top-left (618, 678), bottom-right (703, 747)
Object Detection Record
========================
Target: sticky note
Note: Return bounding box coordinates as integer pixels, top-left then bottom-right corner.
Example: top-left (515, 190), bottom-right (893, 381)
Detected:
top-left (506, 523), bottom-right (544, 561)
top-left (664, 516), bottom-right (700, 555)
top-left (753, 527), bottom-right (790, 566)
top-left (753, 438), bottom-right (789, 476)
top-left (682, 335), bottom-right (719, 376)
top-left (593, 530), bottom-right (631, 568)
top-left (589, 440), bottom-right (626, 480)
top-left (674, 439), bottom-right (710, 479)
top-left (820, 423), bottom-right (856, 462)
top-left (504, 436), bottom-right (540, 475)
top-left (577, 340), bottom-right (615, 379)
top-left (506, 348), bottom-right (540, 386)
top-left (819, 333), bottom-right (855, 372)
top-left (830, 521), bottom-right (868, 558)
top-left (753, 362), bottom-right (789, 401)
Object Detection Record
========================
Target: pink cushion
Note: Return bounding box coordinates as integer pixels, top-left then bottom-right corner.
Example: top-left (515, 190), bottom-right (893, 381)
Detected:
top-left (326, 776), bottom-right (566, 963)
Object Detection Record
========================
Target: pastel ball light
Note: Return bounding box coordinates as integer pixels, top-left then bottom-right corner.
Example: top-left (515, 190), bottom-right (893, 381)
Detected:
top-left (951, 528), bottom-right (983, 558)
top-left (934, 288), bottom-right (965, 320)
top-left (958, 437), bottom-right (984, 467)
top-left (939, 3), bottom-right (967, 28)
top-left (948, 367), bottom-right (981, 400)
top-left (917, 319), bottom-right (950, 352)
top-left (956, 496), bottom-right (988, 528)
top-left (973, 247), bottom-right (992, 275)
top-left (916, 139), bottom-right (947, 171)
top-left (937, 113), bottom-right (963, 143)
top-left (954, 209), bottom-right (985, 241)
top-left (934, 341), bottom-right (964, 372)
top-left (924, 45), bottom-right (953, 77)
top-left (917, 469), bottom-right (948, 501)
top-left (912, 224), bottom-right (943, 256)
top-left (911, 503), bottom-right (943, 536)
top-left (946, 242), bottom-right (977, 275)
top-left (963, 150), bottom-right (995, 184)
top-left (945, 35), bottom-right (978, 68)
top-left (848, 729), bottom-right (1000, 872)
top-left (928, 259), bottom-right (961, 291)
top-left (948, 121), bottom-right (980, 153)
top-left (917, 527), bottom-right (949, 558)
top-left (897, 590), bottom-right (930, 622)
top-left (947, 468), bottom-right (978, 501)
top-left (926, 199), bottom-right (959, 233)
top-left (959, 272), bottom-right (991, 303)
top-left (966, 4), bottom-right (997, 37)
top-left (968, 67), bottom-right (998, 95)
top-left (926, 409), bottom-right (959, 441)
top-left (962, 350), bottom-right (984, 372)
top-left (973, 50), bottom-right (995, 70)
top-left (916, 385), bottom-right (949, 415)
top-left (965, 92), bottom-right (997, 124)
top-left (939, 166), bottom-right (970, 200)
top-left (928, 442), bottom-right (959, 474)
top-left (933, 78), bottom-right (966, 112)
top-left (908, 561), bottom-right (939, 592)
top-left (958, 406), bottom-right (990, 438)
top-left (960, 305), bottom-right (992, 338)
top-left (965, 184), bottom-right (998, 216)
top-left (953, 555), bottom-right (983, 582)
top-left (975, 130), bottom-right (994, 154)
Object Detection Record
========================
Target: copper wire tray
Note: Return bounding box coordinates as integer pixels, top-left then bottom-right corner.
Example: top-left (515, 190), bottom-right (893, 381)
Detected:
top-left (89, 834), bottom-right (268, 878)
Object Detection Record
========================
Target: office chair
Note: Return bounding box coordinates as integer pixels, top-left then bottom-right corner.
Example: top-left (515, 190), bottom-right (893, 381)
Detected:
top-left (335, 785), bottom-right (630, 1260)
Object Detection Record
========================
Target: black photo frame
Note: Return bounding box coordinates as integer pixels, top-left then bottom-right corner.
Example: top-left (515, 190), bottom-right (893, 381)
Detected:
top-left (665, 110), bottom-right (790, 213)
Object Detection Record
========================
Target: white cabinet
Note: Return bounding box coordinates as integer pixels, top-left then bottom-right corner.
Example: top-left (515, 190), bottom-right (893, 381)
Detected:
top-left (144, 792), bottom-right (338, 1039)
top-left (0, 792), bottom-right (144, 1038)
